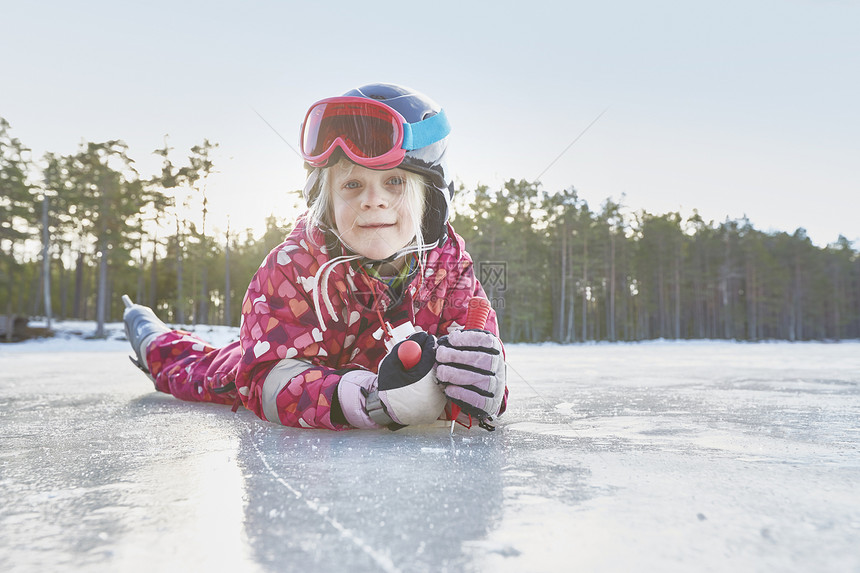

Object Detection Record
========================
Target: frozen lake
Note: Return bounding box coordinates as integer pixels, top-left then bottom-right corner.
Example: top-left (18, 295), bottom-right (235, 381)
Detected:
top-left (1, 329), bottom-right (859, 572)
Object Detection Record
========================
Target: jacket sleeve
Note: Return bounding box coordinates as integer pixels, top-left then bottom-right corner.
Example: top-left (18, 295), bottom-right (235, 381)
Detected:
top-left (234, 243), bottom-right (364, 430)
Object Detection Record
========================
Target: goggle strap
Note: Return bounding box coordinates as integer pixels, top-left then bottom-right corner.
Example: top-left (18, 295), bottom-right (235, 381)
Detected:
top-left (402, 109), bottom-right (450, 151)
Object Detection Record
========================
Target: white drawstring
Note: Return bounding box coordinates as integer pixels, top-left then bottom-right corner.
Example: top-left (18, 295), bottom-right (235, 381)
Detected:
top-left (311, 254), bottom-right (362, 331)
top-left (308, 233), bottom-right (439, 332)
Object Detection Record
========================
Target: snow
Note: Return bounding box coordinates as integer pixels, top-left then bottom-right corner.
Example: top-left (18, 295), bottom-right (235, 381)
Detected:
top-left (1, 323), bottom-right (859, 572)
top-left (14, 319), bottom-right (241, 353)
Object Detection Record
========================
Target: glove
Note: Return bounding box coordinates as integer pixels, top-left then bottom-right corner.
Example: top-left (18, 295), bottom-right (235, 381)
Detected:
top-left (435, 329), bottom-right (506, 421)
top-left (337, 332), bottom-right (447, 429)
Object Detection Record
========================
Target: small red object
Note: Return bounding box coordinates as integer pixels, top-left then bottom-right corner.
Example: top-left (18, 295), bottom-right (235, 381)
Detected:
top-left (465, 297), bottom-right (491, 330)
top-left (397, 339), bottom-right (422, 370)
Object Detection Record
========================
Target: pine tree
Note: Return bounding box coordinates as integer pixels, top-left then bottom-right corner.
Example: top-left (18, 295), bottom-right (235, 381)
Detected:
top-left (0, 117), bottom-right (36, 335)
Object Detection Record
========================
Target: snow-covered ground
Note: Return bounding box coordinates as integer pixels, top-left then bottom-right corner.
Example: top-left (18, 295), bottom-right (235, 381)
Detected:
top-left (12, 319), bottom-right (241, 352)
top-left (1, 322), bottom-right (859, 572)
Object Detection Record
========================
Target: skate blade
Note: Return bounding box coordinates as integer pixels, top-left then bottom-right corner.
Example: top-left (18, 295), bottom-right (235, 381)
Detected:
top-left (128, 355), bottom-right (149, 375)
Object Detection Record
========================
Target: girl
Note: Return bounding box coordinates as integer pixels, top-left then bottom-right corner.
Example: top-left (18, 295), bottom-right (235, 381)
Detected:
top-left (123, 83), bottom-right (507, 431)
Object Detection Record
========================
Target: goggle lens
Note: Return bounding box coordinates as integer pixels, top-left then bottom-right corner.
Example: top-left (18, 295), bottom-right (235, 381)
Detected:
top-left (301, 99), bottom-right (404, 167)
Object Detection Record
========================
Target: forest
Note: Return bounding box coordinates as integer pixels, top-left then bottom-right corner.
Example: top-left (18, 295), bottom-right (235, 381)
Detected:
top-left (2, 116), bottom-right (859, 342)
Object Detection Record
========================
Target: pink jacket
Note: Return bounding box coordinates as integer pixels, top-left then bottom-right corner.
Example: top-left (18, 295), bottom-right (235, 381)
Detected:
top-left (233, 219), bottom-right (504, 429)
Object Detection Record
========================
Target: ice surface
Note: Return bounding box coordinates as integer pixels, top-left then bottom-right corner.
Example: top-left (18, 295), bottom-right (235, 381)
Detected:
top-left (1, 325), bottom-right (859, 572)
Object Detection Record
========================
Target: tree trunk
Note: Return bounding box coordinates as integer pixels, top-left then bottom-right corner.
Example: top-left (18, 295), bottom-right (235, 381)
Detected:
top-left (73, 251), bottom-right (84, 319)
top-left (224, 234), bottom-right (232, 327)
top-left (608, 231), bottom-right (616, 341)
top-left (29, 270), bottom-right (39, 316)
top-left (95, 243), bottom-right (108, 338)
top-left (59, 251), bottom-right (68, 320)
top-left (566, 269), bottom-right (575, 343)
top-left (82, 257), bottom-right (90, 320)
top-left (833, 265), bottom-right (840, 340)
top-left (794, 254), bottom-right (803, 340)
top-left (176, 221), bottom-right (185, 324)
top-left (581, 234), bottom-right (588, 342)
top-left (657, 253), bottom-right (666, 338)
top-left (107, 274), bottom-right (114, 323)
top-left (199, 264), bottom-right (209, 325)
top-left (746, 256), bottom-right (757, 341)
top-left (5, 300), bottom-right (12, 342)
top-left (559, 229), bottom-right (566, 341)
top-left (673, 241), bottom-right (681, 339)
top-left (136, 237), bottom-right (145, 303)
top-left (41, 195), bottom-right (53, 328)
top-left (150, 238), bottom-right (158, 309)
top-left (721, 242), bottom-right (731, 339)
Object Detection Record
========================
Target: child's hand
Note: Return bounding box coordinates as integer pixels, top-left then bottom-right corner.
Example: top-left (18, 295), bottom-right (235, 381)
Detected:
top-left (370, 332), bottom-right (447, 428)
top-left (337, 332), bottom-right (446, 429)
top-left (435, 329), bottom-right (505, 420)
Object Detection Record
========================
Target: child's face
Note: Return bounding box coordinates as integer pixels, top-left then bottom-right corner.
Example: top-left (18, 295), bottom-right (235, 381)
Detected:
top-left (328, 163), bottom-right (417, 260)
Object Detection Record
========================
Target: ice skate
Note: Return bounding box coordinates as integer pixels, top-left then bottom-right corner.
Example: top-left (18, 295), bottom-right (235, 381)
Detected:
top-left (122, 294), bottom-right (170, 376)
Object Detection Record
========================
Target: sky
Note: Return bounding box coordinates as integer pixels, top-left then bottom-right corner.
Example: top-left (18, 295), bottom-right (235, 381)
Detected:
top-left (3, 0), bottom-right (858, 247)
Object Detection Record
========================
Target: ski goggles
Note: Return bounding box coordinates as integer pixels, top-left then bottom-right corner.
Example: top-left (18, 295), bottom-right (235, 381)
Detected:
top-left (300, 96), bottom-right (451, 170)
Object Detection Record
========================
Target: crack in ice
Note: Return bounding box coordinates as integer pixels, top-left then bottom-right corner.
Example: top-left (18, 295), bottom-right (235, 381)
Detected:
top-left (247, 425), bottom-right (401, 573)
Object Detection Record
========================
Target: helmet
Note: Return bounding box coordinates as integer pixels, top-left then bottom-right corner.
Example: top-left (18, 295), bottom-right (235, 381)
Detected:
top-left (303, 83), bottom-right (453, 246)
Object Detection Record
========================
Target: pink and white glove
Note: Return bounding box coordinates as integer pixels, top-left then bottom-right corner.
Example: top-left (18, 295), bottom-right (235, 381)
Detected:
top-left (435, 329), bottom-right (506, 421)
top-left (337, 332), bottom-right (447, 430)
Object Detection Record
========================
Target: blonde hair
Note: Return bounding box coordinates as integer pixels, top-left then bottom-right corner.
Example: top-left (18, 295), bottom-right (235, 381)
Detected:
top-left (305, 159), bottom-right (428, 259)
